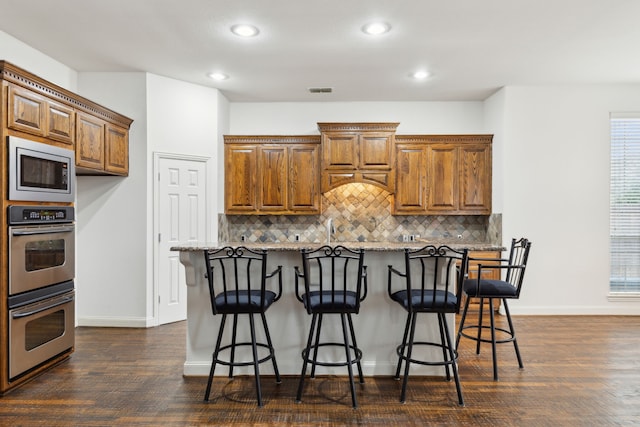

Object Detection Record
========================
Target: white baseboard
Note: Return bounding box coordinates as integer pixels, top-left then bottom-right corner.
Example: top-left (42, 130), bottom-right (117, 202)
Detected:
top-left (77, 316), bottom-right (154, 328)
top-left (507, 306), bottom-right (640, 316)
top-left (183, 360), bottom-right (443, 377)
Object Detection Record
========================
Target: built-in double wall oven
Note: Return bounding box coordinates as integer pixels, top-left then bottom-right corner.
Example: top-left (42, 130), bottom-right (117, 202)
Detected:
top-left (5, 136), bottom-right (76, 381)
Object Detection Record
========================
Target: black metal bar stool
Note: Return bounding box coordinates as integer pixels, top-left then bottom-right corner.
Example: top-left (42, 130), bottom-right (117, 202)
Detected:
top-left (294, 245), bottom-right (367, 408)
top-left (202, 246), bottom-right (283, 407)
top-left (456, 238), bottom-right (532, 380)
top-left (387, 245), bottom-right (469, 405)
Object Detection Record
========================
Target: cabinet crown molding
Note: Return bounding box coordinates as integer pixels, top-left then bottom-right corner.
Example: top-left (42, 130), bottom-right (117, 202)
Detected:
top-left (395, 134), bottom-right (493, 143)
top-left (224, 135), bottom-right (320, 144)
top-left (0, 60), bottom-right (133, 129)
top-left (317, 122), bottom-right (400, 132)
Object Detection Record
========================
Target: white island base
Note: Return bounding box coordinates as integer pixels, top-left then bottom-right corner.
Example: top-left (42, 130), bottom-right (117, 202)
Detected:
top-left (175, 242), bottom-right (491, 378)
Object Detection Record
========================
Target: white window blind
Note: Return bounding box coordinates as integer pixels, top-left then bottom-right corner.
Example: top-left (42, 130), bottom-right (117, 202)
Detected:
top-left (610, 113), bottom-right (640, 293)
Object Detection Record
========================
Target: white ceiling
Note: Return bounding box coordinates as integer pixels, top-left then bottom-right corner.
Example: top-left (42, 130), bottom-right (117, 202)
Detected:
top-left (1, 0), bottom-right (639, 102)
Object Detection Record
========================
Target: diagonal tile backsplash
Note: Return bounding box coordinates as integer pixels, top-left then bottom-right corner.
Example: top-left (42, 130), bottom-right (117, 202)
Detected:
top-left (220, 183), bottom-right (501, 245)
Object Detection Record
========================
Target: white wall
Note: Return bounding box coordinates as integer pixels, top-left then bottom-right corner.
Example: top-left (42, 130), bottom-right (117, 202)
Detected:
top-left (0, 31), bottom-right (77, 91)
top-left (229, 101), bottom-right (484, 135)
top-left (74, 73), bottom-right (225, 326)
top-left (484, 88), bottom-right (507, 213)
top-left (75, 72), bottom-right (149, 325)
top-left (500, 85), bottom-right (640, 315)
top-left (147, 74), bottom-right (224, 243)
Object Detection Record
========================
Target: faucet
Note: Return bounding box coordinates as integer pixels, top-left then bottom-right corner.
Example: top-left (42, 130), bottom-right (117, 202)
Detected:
top-left (326, 217), bottom-right (336, 244)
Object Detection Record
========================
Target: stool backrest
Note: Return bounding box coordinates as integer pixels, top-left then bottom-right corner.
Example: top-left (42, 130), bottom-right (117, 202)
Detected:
top-left (203, 246), bottom-right (270, 315)
top-left (504, 237), bottom-right (532, 297)
top-left (403, 245), bottom-right (469, 312)
top-left (296, 245), bottom-right (366, 314)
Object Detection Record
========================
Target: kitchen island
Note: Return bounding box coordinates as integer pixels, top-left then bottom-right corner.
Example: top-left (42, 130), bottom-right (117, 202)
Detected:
top-left (172, 241), bottom-right (503, 378)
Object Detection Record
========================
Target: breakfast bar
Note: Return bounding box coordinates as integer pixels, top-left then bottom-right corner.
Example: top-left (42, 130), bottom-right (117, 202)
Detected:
top-left (172, 241), bottom-right (503, 378)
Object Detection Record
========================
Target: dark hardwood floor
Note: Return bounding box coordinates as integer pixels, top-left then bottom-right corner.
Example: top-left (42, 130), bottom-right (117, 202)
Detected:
top-left (0, 314), bottom-right (639, 426)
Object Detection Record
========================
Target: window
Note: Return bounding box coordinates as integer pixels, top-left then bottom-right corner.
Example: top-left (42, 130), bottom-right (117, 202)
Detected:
top-left (610, 113), bottom-right (640, 294)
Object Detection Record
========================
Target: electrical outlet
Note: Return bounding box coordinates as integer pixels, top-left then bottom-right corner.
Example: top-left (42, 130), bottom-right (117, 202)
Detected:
top-left (409, 235), bottom-right (415, 242)
top-left (294, 234), bottom-right (300, 242)
top-left (240, 235), bottom-right (246, 242)
top-left (402, 235), bottom-right (409, 242)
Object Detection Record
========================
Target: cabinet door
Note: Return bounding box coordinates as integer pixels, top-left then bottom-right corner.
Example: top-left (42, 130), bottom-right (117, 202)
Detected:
top-left (360, 132), bottom-right (394, 169)
top-left (7, 85), bottom-right (46, 136)
top-left (322, 133), bottom-right (358, 169)
top-left (289, 144), bottom-right (320, 213)
top-left (459, 143), bottom-right (491, 213)
top-left (427, 145), bottom-right (458, 212)
top-left (76, 112), bottom-right (106, 170)
top-left (105, 124), bottom-right (129, 175)
top-left (225, 145), bottom-right (258, 213)
top-left (258, 146), bottom-right (288, 212)
top-left (394, 144), bottom-right (427, 214)
top-left (46, 100), bottom-right (75, 145)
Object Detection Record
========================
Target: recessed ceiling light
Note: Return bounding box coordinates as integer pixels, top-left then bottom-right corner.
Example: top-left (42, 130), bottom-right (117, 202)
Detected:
top-left (362, 22), bottom-right (391, 35)
top-left (412, 70), bottom-right (430, 80)
top-left (231, 24), bottom-right (259, 37)
top-left (208, 72), bottom-right (228, 81)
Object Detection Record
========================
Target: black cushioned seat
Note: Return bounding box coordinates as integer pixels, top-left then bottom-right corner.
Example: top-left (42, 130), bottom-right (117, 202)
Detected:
top-left (456, 238), bottom-right (532, 381)
top-left (203, 246), bottom-right (282, 407)
top-left (387, 245), bottom-right (469, 405)
top-left (294, 245), bottom-right (367, 408)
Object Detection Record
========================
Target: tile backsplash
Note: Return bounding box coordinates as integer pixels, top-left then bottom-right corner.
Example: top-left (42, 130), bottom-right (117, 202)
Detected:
top-left (220, 183), bottom-right (501, 245)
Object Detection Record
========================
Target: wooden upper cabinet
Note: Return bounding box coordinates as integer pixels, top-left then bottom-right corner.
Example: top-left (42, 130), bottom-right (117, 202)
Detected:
top-left (394, 135), bottom-right (492, 215)
top-left (225, 144), bottom-right (258, 213)
top-left (105, 124), bottom-right (129, 175)
top-left (224, 136), bottom-right (321, 215)
top-left (7, 84), bottom-right (46, 136)
top-left (289, 144), bottom-right (320, 213)
top-left (318, 123), bottom-right (399, 192)
top-left (394, 144), bottom-right (428, 214)
top-left (258, 145), bottom-right (288, 212)
top-left (360, 132), bottom-right (394, 169)
top-left (7, 84), bottom-right (75, 145)
top-left (46, 100), bottom-right (75, 145)
top-left (427, 144), bottom-right (458, 212)
top-left (1, 61), bottom-right (133, 176)
top-left (76, 112), bottom-right (106, 171)
top-left (459, 143), bottom-right (492, 213)
top-left (322, 133), bottom-right (358, 169)
top-left (76, 114), bottom-right (129, 176)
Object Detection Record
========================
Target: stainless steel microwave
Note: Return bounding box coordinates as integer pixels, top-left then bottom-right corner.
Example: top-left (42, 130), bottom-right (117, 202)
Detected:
top-left (8, 136), bottom-right (75, 203)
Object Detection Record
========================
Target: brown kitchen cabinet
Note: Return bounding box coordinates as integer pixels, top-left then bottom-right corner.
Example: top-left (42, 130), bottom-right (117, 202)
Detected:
top-left (76, 111), bottom-right (106, 171)
top-left (2, 61), bottom-right (132, 177)
top-left (394, 143), bottom-right (428, 214)
top-left (318, 122), bottom-right (399, 192)
top-left (225, 144), bottom-right (259, 213)
top-left (0, 61), bottom-right (133, 394)
top-left (224, 136), bottom-right (321, 215)
top-left (105, 123), bottom-right (129, 175)
top-left (393, 135), bottom-right (492, 215)
top-left (76, 113), bottom-right (130, 176)
top-left (7, 83), bottom-right (75, 145)
top-left (288, 144), bottom-right (321, 213)
top-left (459, 143), bottom-right (492, 213)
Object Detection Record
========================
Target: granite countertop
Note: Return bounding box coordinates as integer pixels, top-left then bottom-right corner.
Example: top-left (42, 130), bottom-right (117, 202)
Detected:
top-left (171, 240), bottom-right (504, 252)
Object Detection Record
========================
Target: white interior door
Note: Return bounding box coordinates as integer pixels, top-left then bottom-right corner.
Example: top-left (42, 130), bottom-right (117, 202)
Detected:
top-left (156, 154), bottom-right (207, 325)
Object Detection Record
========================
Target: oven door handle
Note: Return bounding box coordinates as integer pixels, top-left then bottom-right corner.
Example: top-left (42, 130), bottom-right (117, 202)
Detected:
top-left (11, 225), bottom-right (75, 236)
top-left (11, 295), bottom-right (74, 319)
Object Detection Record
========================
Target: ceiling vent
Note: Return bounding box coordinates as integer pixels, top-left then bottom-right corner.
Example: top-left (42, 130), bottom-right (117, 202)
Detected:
top-left (308, 87), bottom-right (333, 94)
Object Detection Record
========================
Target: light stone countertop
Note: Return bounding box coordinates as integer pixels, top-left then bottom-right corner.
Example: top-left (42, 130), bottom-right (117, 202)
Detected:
top-left (171, 240), bottom-right (504, 252)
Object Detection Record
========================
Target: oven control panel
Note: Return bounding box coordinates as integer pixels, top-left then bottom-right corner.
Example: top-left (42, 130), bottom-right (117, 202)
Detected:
top-left (8, 205), bottom-right (75, 225)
